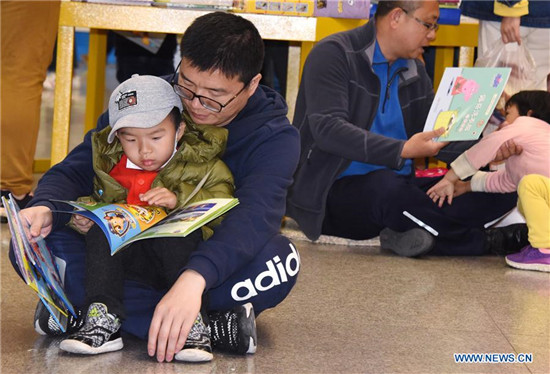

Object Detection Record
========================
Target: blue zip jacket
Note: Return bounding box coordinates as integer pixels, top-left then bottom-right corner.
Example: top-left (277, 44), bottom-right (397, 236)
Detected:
top-left (460, 1), bottom-right (550, 28)
top-left (28, 84), bottom-right (300, 291)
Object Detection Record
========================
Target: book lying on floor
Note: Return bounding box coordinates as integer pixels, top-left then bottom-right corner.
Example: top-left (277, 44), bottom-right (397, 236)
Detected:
top-left (2, 195), bottom-right (77, 333)
top-left (423, 67), bottom-right (511, 141)
top-left (54, 198), bottom-right (239, 255)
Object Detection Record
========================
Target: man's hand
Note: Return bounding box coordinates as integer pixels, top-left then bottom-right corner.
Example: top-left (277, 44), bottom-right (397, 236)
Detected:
top-left (19, 206), bottom-right (53, 240)
top-left (401, 127), bottom-right (448, 159)
top-left (493, 139), bottom-right (523, 163)
top-left (148, 270), bottom-right (206, 362)
top-left (501, 17), bottom-right (521, 44)
top-left (70, 215), bottom-right (94, 234)
top-left (140, 187), bottom-right (177, 210)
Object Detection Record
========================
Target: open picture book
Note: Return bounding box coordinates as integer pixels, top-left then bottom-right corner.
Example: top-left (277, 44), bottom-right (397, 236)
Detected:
top-left (2, 195), bottom-right (77, 332)
top-left (54, 197), bottom-right (239, 255)
top-left (423, 67), bottom-right (511, 141)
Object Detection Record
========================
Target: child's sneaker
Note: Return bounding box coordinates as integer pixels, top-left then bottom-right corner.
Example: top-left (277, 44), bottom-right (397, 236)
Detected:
top-left (174, 313), bottom-right (213, 362)
top-left (59, 303), bottom-right (123, 355)
top-left (208, 303), bottom-right (257, 355)
top-left (34, 301), bottom-right (84, 336)
top-left (506, 245), bottom-right (550, 272)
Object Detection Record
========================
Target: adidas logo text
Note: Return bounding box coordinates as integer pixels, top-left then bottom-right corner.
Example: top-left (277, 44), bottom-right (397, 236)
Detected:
top-left (231, 243), bottom-right (300, 302)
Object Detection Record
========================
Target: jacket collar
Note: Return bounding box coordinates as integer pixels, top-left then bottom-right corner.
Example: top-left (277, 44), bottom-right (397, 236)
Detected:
top-left (361, 20), bottom-right (420, 85)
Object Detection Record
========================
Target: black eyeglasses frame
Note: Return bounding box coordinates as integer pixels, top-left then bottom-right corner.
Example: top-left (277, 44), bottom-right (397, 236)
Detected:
top-left (170, 59), bottom-right (249, 113)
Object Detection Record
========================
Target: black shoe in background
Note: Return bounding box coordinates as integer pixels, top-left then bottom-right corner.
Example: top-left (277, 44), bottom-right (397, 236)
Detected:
top-left (1, 190), bottom-right (33, 223)
top-left (484, 224), bottom-right (529, 256)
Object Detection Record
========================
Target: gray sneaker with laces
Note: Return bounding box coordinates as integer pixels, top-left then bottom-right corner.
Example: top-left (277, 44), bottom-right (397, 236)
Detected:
top-left (59, 303), bottom-right (123, 355)
top-left (175, 312), bottom-right (213, 362)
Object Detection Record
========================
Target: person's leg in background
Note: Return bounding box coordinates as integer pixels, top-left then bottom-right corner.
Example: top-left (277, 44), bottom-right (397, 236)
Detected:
top-left (113, 33), bottom-right (177, 83)
top-left (506, 174), bottom-right (550, 271)
top-left (0, 1), bottom-right (60, 209)
top-left (478, 20), bottom-right (550, 91)
top-left (516, 175), bottom-right (550, 251)
top-left (260, 40), bottom-right (289, 98)
top-left (521, 26), bottom-right (550, 91)
top-left (321, 170), bottom-right (519, 256)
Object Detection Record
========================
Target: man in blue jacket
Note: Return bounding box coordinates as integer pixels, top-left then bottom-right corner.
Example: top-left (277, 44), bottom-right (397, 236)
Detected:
top-left (287, 0), bottom-right (527, 257)
top-left (13, 12), bottom-right (300, 363)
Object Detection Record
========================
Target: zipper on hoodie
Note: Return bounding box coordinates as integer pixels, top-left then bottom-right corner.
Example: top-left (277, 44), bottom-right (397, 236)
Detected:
top-left (382, 66), bottom-right (408, 113)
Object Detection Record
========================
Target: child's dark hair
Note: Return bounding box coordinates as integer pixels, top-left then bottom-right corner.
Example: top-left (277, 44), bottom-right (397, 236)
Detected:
top-left (179, 12), bottom-right (264, 85)
top-left (506, 90), bottom-right (550, 124)
top-left (166, 107), bottom-right (183, 130)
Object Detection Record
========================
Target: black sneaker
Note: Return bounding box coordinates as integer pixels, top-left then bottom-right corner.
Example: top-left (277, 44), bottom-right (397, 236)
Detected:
top-left (175, 313), bottom-right (213, 362)
top-left (208, 303), bottom-right (257, 355)
top-left (34, 301), bottom-right (83, 336)
top-left (59, 303), bottom-right (123, 355)
top-left (484, 223), bottom-right (529, 256)
top-left (379, 227), bottom-right (435, 257)
top-left (1, 190), bottom-right (33, 223)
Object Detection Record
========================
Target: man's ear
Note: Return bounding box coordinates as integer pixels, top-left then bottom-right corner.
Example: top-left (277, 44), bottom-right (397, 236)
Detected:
top-left (527, 109), bottom-right (533, 117)
top-left (389, 7), bottom-right (405, 28)
top-left (176, 121), bottom-right (186, 140)
top-left (246, 73), bottom-right (262, 98)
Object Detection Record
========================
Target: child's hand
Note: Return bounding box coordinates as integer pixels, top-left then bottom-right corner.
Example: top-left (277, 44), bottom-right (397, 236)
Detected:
top-left (427, 179), bottom-right (455, 208)
top-left (453, 180), bottom-right (471, 198)
top-left (140, 187), bottom-right (177, 210)
top-left (71, 214), bottom-right (94, 234)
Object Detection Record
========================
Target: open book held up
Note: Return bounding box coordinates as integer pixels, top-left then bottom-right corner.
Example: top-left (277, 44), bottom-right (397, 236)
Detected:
top-left (423, 67), bottom-right (511, 141)
top-left (55, 198), bottom-right (239, 255)
top-left (2, 195), bottom-right (77, 332)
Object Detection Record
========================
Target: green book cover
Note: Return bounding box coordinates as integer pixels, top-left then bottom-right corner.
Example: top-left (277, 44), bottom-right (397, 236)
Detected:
top-left (424, 67), bottom-right (511, 141)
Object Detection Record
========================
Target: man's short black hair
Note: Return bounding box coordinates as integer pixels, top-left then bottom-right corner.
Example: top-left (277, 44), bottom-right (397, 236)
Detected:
top-left (506, 90), bottom-right (550, 124)
top-left (375, 0), bottom-right (425, 19)
top-left (180, 12), bottom-right (264, 85)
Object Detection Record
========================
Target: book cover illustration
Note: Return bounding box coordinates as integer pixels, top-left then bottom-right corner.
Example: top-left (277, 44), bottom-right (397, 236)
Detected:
top-left (423, 67), bottom-right (511, 141)
top-left (124, 199), bottom-right (238, 243)
top-left (54, 198), bottom-right (239, 255)
top-left (2, 195), bottom-right (77, 332)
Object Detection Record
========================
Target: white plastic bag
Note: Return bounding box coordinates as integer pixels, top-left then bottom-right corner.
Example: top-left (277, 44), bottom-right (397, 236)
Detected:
top-left (475, 39), bottom-right (537, 108)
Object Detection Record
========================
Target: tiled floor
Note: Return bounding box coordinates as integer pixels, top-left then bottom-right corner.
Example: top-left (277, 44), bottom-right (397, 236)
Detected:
top-left (1, 65), bottom-right (549, 374)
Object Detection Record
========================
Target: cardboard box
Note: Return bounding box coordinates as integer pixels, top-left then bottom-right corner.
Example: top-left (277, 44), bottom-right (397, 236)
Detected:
top-left (313, 0), bottom-right (370, 19)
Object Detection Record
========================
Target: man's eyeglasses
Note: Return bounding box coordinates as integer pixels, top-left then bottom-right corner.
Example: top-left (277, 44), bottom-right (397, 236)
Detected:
top-left (400, 8), bottom-right (439, 32)
top-left (171, 60), bottom-right (248, 113)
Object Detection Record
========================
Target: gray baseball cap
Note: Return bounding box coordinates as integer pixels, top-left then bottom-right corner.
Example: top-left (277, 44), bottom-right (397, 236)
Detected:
top-left (107, 74), bottom-right (183, 143)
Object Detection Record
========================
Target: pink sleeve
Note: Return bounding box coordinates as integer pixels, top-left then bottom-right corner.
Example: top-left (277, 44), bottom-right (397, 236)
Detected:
top-left (484, 168), bottom-right (519, 193)
top-left (464, 126), bottom-right (518, 169)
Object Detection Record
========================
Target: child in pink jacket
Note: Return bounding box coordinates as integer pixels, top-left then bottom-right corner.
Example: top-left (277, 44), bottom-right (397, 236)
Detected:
top-left (427, 90), bottom-right (550, 272)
